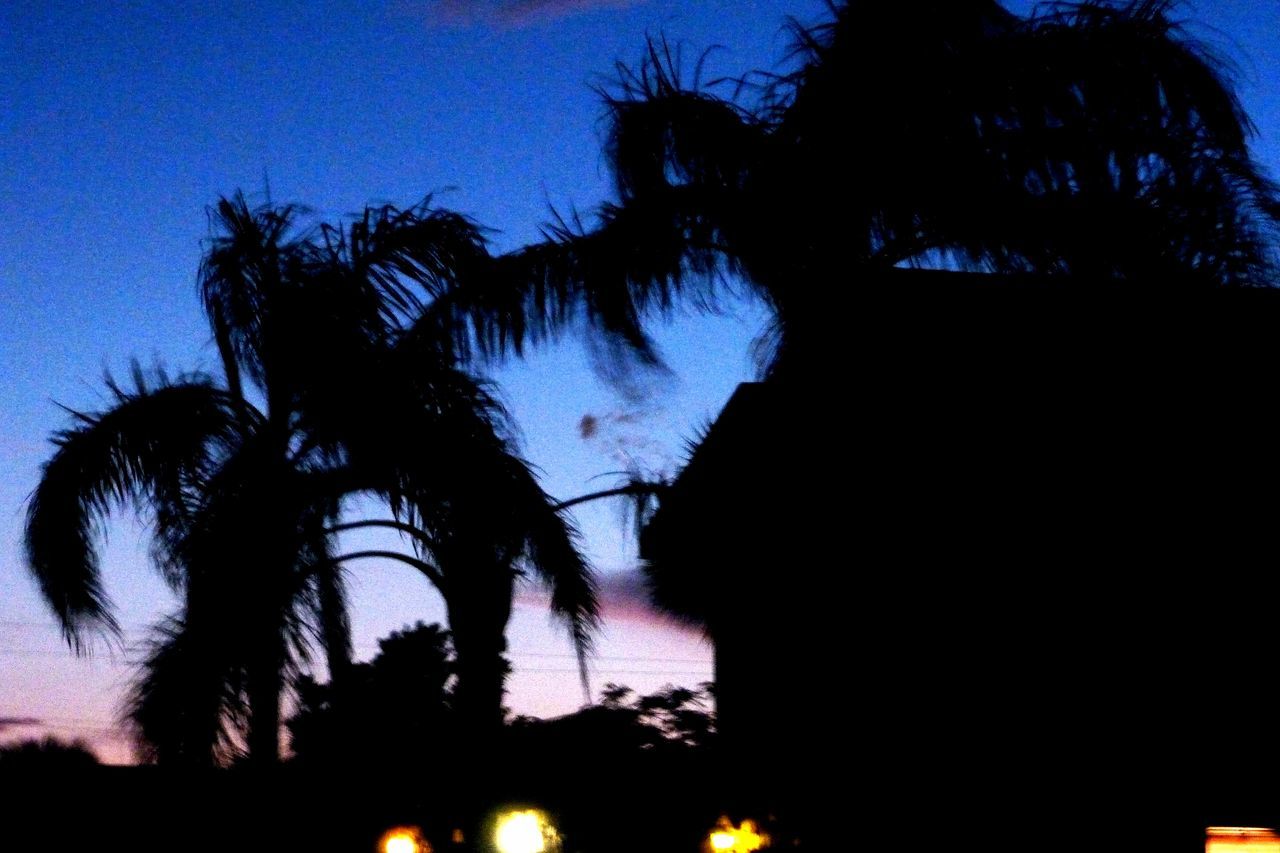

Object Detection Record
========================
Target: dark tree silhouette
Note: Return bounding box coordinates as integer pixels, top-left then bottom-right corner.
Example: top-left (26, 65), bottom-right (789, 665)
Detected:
top-left (426, 0), bottom-right (1279, 380)
top-left (0, 736), bottom-right (100, 770)
top-left (25, 194), bottom-right (597, 766)
top-left (509, 682), bottom-right (715, 753)
top-left (286, 621), bottom-right (461, 767)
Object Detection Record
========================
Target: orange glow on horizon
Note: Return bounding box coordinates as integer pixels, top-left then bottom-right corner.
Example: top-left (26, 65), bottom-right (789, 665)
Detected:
top-left (1207, 827), bottom-right (1280, 853)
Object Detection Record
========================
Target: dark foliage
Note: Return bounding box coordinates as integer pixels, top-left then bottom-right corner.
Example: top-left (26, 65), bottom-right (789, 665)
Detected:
top-left (0, 736), bottom-right (100, 770)
top-left (286, 622), bottom-right (462, 768)
top-left (427, 1), bottom-right (1280, 382)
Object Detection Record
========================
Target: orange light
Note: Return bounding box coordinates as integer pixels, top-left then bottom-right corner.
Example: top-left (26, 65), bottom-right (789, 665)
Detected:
top-left (705, 817), bottom-right (768, 853)
top-left (379, 826), bottom-right (431, 853)
top-left (1207, 827), bottom-right (1280, 853)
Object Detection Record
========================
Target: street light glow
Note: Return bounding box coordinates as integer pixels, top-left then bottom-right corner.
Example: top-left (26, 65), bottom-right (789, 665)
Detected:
top-left (710, 831), bottom-right (738, 850)
top-left (494, 809), bottom-right (559, 853)
top-left (379, 826), bottom-right (429, 853)
top-left (705, 818), bottom-right (768, 853)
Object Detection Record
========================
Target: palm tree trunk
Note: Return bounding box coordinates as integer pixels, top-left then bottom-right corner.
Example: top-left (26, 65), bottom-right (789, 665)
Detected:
top-left (244, 482), bottom-right (291, 766)
top-left (246, 631), bottom-right (284, 764)
top-left (445, 564), bottom-right (516, 741)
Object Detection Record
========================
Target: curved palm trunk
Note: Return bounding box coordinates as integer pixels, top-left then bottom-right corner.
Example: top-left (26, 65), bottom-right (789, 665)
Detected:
top-left (444, 563), bottom-right (516, 742)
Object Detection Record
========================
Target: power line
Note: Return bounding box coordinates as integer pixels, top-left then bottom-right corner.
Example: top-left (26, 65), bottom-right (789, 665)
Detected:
top-left (0, 645), bottom-right (716, 671)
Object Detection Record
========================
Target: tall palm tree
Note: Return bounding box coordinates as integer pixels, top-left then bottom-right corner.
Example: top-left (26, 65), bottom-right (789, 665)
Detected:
top-left (24, 194), bottom-right (596, 765)
top-left (425, 0), bottom-right (1279, 378)
top-left (402, 5), bottom-right (1280, 834)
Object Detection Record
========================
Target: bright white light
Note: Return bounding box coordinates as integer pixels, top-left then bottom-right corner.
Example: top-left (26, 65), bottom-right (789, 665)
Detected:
top-left (385, 837), bottom-right (417, 853)
top-left (495, 810), bottom-right (556, 853)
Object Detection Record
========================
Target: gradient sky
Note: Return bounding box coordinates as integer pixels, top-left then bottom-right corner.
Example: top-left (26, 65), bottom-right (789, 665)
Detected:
top-left (2, 0), bottom-right (1278, 763)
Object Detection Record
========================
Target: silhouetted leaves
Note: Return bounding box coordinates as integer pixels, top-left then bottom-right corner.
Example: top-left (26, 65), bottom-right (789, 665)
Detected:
top-left (434, 1), bottom-right (1280, 383)
top-left (0, 737), bottom-right (100, 771)
top-left (286, 622), bottom-right (461, 769)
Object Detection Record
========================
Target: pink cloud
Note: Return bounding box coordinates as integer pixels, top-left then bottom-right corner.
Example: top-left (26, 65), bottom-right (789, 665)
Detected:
top-left (516, 571), bottom-right (701, 634)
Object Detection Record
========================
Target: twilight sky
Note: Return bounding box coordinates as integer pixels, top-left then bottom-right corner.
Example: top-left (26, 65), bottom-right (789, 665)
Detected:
top-left (2, 0), bottom-right (1278, 763)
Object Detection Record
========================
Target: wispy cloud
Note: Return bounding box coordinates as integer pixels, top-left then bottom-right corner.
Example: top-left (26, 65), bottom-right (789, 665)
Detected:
top-left (428, 0), bottom-right (647, 28)
top-left (517, 571), bottom-right (699, 633)
top-left (0, 717), bottom-right (42, 734)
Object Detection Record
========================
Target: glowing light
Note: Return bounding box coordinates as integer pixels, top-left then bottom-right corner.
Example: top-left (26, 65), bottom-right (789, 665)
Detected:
top-left (1207, 827), bottom-right (1280, 853)
top-left (379, 827), bottom-right (430, 853)
top-left (710, 831), bottom-right (737, 850)
top-left (494, 810), bottom-right (559, 853)
top-left (705, 818), bottom-right (768, 853)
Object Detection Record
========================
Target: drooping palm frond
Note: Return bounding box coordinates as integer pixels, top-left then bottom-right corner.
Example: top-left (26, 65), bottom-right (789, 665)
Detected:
top-left (982, 0), bottom-right (1280, 283)
top-left (420, 41), bottom-right (766, 370)
top-left (425, 182), bottom-right (748, 371)
top-left (518, 489), bottom-right (599, 696)
top-left (318, 199), bottom-right (492, 328)
top-left (124, 614), bottom-right (247, 767)
top-left (604, 38), bottom-right (761, 204)
top-left (24, 371), bottom-right (239, 652)
top-left (428, 0), bottom-right (1279, 385)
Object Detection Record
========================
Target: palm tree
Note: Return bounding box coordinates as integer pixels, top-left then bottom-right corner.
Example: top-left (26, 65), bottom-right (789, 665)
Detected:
top-left (402, 4), bottom-right (1280, 833)
top-left (425, 0), bottom-right (1279, 378)
top-left (24, 194), bottom-right (596, 765)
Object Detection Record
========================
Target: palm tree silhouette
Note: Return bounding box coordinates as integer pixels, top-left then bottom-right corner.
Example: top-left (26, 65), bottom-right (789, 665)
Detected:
top-left (403, 4), bottom-right (1280, 834)
top-left (25, 194), bottom-right (596, 764)
top-left (428, 0), bottom-right (1279, 378)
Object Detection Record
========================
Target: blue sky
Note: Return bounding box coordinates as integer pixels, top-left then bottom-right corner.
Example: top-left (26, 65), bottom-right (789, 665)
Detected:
top-left (0, 0), bottom-right (831, 762)
top-left (1, 0), bottom-right (1278, 762)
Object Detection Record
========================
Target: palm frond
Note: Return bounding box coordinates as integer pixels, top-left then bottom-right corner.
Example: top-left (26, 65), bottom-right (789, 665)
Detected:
top-left (332, 199), bottom-right (492, 328)
top-left (124, 614), bottom-right (247, 767)
top-left (501, 455), bottom-right (601, 694)
top-left (24, 372), bottom-right (238, 652)
top-left (199, 192), bottom-right (308, 397)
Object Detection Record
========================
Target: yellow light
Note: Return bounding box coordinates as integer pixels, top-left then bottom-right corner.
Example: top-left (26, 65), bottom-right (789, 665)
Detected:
top-left (1207, 827), bottom-right (1280, 853)
top-left (379, 826), bottom-right (430, 853)
top-left (710, 831), bottom-right (737, 850)
top-left (494, 810), bottom-right (559, 853)
top-left (705, 818), bottom-right (769, 853)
